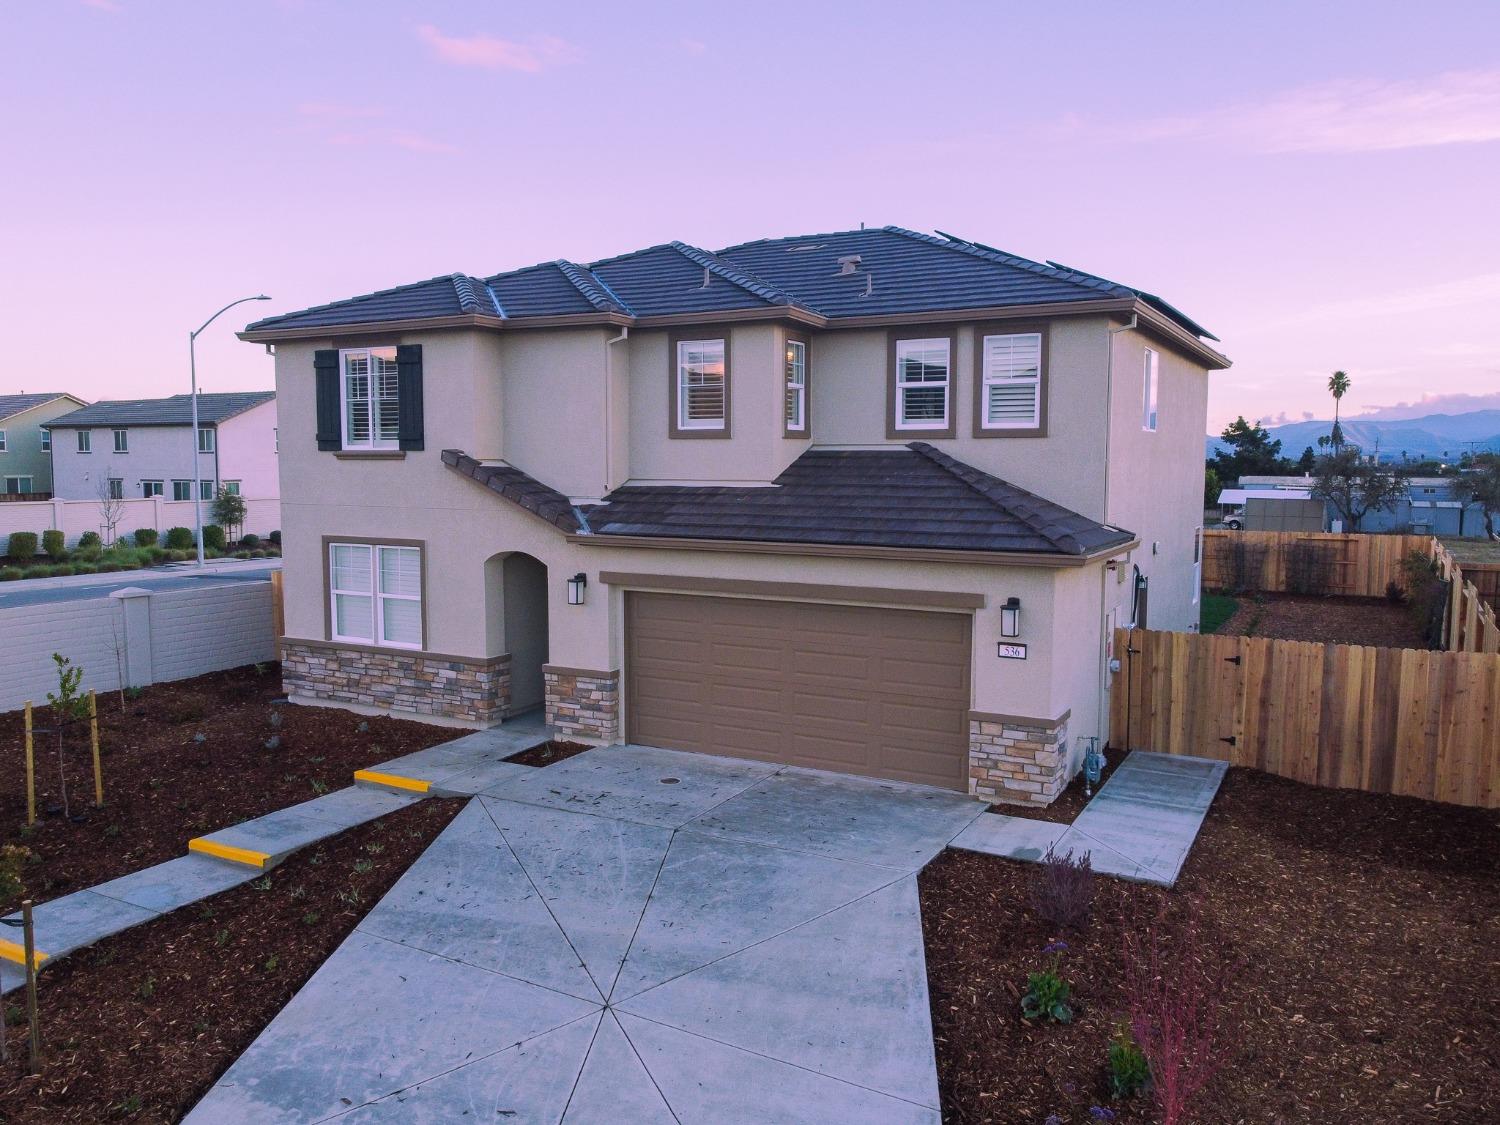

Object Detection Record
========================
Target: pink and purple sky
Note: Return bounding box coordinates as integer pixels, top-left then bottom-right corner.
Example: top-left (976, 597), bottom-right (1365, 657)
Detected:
top-left (4, 1), bottom-right (1498, 432)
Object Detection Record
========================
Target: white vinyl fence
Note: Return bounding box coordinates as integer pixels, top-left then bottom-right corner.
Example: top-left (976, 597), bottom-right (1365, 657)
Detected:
top-left (0, 580), bottom-right (276, 713)
top-left (0, 496), bottom-right (280, 549)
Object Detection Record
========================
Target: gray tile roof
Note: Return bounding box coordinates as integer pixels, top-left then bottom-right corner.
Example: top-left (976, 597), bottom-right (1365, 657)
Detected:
top-left (47, 391), bottom-right (274, 428)
top-left (445, 443), bottom-right (1133, 557)
top-left (245, 226), bottom-right (1218, 342)
top-left (0, 393), bottom-right (80, 422)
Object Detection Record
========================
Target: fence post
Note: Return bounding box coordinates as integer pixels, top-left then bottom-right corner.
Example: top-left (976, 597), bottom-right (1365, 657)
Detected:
top-left (108, 587), bottom-right (155, 688)
top-left (22, 899), bottom-right (40, 1073)
top-left (23, 701), bottom-right (35, 826)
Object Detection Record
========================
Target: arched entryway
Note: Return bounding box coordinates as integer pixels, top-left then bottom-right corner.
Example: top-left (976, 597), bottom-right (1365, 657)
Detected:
top-left (484, 551), bottom-right (549, 717)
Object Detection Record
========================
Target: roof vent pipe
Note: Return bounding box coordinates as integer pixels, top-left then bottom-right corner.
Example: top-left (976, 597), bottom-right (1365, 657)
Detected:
top-left (698, 266), bottom-right (711, 289)
top-left (837, 254), bottom-right (862, 276)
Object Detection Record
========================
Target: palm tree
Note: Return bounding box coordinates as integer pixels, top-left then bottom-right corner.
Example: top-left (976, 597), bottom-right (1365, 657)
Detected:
top-left (1327, 370), bottom-right (1351, 449)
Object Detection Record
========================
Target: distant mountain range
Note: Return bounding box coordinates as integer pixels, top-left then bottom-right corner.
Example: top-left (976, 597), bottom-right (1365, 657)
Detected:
top-left (1206, 409), bottom-right (1500, 463)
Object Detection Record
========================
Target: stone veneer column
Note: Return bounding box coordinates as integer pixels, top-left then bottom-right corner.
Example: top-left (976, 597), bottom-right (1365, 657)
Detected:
top-left (544, 665), bottom-right (620, 743)
top-left (969, 711), bottom-right (1071, 806)
top-left (281, 640), bottom-right (511, 725)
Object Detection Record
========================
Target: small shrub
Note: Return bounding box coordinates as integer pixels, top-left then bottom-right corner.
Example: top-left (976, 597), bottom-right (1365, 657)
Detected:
top-left (0, 844), bottom-right (33, 900)
top-left (240, 533), bottom-right (261, 549)
top-left (42, 529), bottom-right (66, 560)
top-left (167, 548), bottom-right (188, 562)
top-left (1385, 580), bottom-right (1406, 604)
top-left (1020, 941), bottom-right (1074, 1024)
top-left (98, 561), bottom-right (122, 573)
top-left (268, 529), bottom-right (281, 546)
top-left (202, 524), bottom-right (226, 551)
top-left (0, 566), bottom-right (23, 581)
top-left (1107, 1025), bottom-right (1151, 1100)
top-left (48, 564), bottom-right (76, 577)
top-left (77, 530), bottom-right (102, 549)
top-left (22, 564), bottom-right (50, 579)
top-left (234, 550), bottom-right (251, 560)
top-left (1031, 843), bottom-right (1095, 933)
top-left (249, 549), bottom-right (267, 558)
top-left (164, 526), bottom-right (194, 550)
top-left (146, 545), bottom-right (168, 562)
top-left (133, 528), bottom-right (159, 546)
top-left (6, 531), bottom-right (38, 561)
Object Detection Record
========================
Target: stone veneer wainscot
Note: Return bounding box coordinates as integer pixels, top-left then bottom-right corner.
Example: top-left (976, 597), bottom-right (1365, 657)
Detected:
top-left (969, 710), bottom-right (1070, 806)
top-left (544, 665), bottom-right (620, 743)
top-left (282, 639), bottom-right (511, 725)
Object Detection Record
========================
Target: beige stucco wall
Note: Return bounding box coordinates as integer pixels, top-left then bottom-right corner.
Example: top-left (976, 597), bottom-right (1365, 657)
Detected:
top-left (501, 327), bottom-right (610, 499)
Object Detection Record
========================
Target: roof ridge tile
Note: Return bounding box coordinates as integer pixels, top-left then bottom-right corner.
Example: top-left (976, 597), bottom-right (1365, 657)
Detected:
top-left (667, 241), bottom-right (797, 307)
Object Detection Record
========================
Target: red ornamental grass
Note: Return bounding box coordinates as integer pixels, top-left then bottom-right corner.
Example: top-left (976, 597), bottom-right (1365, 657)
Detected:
top-left (1119, 899), bottom-right (1239, 1125)
top-left (1030, 842), bottom-right (1096, 933)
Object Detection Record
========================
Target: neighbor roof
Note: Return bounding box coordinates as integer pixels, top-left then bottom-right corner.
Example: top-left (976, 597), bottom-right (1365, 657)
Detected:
top-left (245, 226), bottom-right (1219, 345)
top-left (0, 393), bottom-right (82, 423)
top-left (47, 391), bottom-right (275, 428)
top-left (444, 443), bottom-right (1134, 557)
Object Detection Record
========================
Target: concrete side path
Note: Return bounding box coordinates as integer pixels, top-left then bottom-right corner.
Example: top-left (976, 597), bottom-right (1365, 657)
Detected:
top-left (0, 716), bottom-right (549, 994)
top-left (950, 750), bottom-right (1228, 886)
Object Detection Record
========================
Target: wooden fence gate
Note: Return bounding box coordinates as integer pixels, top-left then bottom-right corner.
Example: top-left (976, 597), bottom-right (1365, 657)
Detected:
top-left (1109, 627), bottom-right (1500, 808)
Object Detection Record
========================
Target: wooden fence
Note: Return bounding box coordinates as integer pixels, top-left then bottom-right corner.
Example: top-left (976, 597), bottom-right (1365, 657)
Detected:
top-left (1431, 541), bottom-right (1500, 654)
top-left (270, 569), bottom-right (285, 660)
top-left (1110, 627), bottom-right (1500, 808)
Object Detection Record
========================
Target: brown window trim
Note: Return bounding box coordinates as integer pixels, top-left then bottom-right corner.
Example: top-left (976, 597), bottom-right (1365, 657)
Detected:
top-left (886, 326), bottom-right (958, 440)
top-left (972, 320), bottom-right (1049, 439)
top-left (668, 328), bottom-right (732, 440)
top-left (783, 330), bottom-right (812, 439)
top-left (321, 535), bottom-right (429, 652)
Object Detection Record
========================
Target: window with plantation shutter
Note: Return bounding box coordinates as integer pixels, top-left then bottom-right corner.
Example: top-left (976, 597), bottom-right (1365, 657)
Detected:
top-left (340, 346), bottom-right (401, 450)
top-left (675, 338), bottom-right (727, 431)
top-left (980, 332), bottom-right (1042, 429)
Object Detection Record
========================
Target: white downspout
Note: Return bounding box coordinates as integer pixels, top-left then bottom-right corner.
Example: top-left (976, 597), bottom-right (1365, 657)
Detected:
top-left (604, 326), bottom-right (629, 496)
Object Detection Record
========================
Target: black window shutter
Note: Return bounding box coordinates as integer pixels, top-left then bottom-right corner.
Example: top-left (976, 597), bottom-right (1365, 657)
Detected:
top-left (396, 344), bottom-right (424, 451)
top-left (314, 350), bottom-right (341, 450)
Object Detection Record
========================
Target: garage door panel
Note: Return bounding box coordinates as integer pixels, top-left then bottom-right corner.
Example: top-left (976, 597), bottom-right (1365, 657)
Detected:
top-left (626, 592), bottom-right (971, 791)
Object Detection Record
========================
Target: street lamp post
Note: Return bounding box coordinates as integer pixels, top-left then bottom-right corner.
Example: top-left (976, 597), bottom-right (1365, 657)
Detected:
top-left (190, 295), bottom-right (271, 565)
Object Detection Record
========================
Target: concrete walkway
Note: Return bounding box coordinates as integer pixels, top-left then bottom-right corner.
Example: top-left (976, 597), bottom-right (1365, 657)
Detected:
top-left (186, 744), bottom-right (989, 1124)
top-left (950, 750), bottom-right (1228, 886)
top-left (0, 715), bottom-right (550, 994)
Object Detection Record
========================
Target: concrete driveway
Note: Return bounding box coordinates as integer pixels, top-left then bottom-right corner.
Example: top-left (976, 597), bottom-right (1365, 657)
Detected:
top-left (186, 744), bottom-right (987, 1124)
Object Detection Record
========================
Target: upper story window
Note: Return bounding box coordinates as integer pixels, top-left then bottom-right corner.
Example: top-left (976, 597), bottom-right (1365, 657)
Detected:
top-left (893, 336), bottom-right (952, 432)
top-left (77, 430), bottom-right (91, 453)
top-left (222, 480), bottom-right (241, 495)
top-left (39, 428), bottom-right (50, 452)
top-left (1142, 347), bottom-right (1159, 432)
top-left (341, 347), bottom-right (400, 449)
top-left (198, 426), bottom-right (216, 453)
top-left (0, 430), bottom-right (7, 452)
top-left (784, 338), bottom-right (808, 434)
top-left (671, 335), bottom-right (729, 437)
top-left (329, 541), bottom-right (423, 649)
top-left (977, 329), bottom-right (1044, 434)
top-left (113, 428), bottom-right (129, 453)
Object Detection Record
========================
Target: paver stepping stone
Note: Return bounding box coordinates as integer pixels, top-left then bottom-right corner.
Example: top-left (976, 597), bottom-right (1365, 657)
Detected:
top-left (356, 801), bottom-right (602, 1002)
top-left (185, 930), bottom-right (597, 1124)
top-left (611, 829), bottom-right (899, 1002)
top-left (89, 854), bottom-right (260, 914)
top-left (686, 767), bottom-right (985, 872)
top-left (619, 1012), bottom-right (941, 1125)
top-left (616, 877), bottom-right (940, 1109)
top-left (331, 1013), bottom-right (599, 1123)
top-left (562, 1012), bottom-right (675, 1124)
top-left (482, 798), bottom-right (673, 1000)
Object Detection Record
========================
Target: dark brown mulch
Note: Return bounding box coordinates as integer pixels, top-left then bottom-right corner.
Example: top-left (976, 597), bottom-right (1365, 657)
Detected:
top-left (507, 739), bottom-right (592, 768)
top-left (0, 796), bottom-right (462, 1124)
top-left (987, 754), bottom-right (1122, 825)
top-left (0, 665), bottom-right (457, 915)
top-left (921, 767), bottom-right (1500, 1124)
top-left (1219, 593), bottom-right (1430, 648)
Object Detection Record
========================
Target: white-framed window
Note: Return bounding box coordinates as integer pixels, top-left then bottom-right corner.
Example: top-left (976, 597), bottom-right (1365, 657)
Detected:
top-left (4, 475), bottom-right (32, 494)
top-left (77, 430), bottom-right (91, 453)
top-left (0, 430), bottom-right (7, 452)
top-left (39, 428), bottom-right (50, 452)
top-left (980, 332), bottom-right (1042, 429)
top-left (1193, 526), bottom-right (1203, 605)
top-left (329, 542), bottom-right (423, 649)
top-left (107, 478), bottom-right (124, 500)
top-left (676, 338), bottom-right (727, 431)
top-left (895, 337), bottom-right (951, 429)
top-left (142, 480), bottom-right (163, 498)
top-left (113, 428), bottom-right (129, 453)
top-left (1142, 347), bottom-right (1159, 432)
top-left (200, 480), bottom-right (215, 501)
top-left (222, 480), bottom-right (241, 495)
top-left (171, 479), bottom-right (192, 501)
top-left (340, 346), bottom-right (400, 449)
top-left (784, 339), bottom-right (807, 432)
top-left (198, 426), bottom-right (216, 453)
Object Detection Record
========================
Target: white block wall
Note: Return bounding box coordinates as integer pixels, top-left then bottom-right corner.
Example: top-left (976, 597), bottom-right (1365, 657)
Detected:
top-left (149, 584), bottom-right (275, 683)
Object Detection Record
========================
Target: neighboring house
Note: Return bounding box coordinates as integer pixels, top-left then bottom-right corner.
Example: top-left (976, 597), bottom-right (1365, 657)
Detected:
top-left (0, 392), bottom-right (88, 496)
top-left (1238, 474), bottom-right (1491, 536)
top-left (243, 226), bottom-right (1229, 806)
top-left (46, 392), bottom-right (277, 504)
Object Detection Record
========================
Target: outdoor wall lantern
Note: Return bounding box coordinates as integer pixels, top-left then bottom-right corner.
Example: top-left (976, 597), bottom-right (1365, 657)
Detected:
top-left (1000, 596), bottom-right (1022, 637)
top-left (566, 572), bottom-right (588, 606)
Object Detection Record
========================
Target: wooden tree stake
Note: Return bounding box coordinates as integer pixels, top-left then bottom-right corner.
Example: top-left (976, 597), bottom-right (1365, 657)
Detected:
top-left (89, 689), bottom-right (103, 807)
top-left (24, 701), bottom-right (36, 826)
top-left (23, 899), bottom-right (40, 1073)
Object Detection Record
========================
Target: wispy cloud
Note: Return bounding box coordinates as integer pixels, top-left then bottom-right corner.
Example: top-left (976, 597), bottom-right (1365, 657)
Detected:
top-left (296, 102), bottom-right (455, 154)
top-left (82, 0), bottom-right (121, 11)
top-left (1134, 69), bottom-right (1500, 154)
top-left (415, 25), bottom-right (579, 72)
top-left (1277, 272), bottom-right (1500, 325)
top-left (1354, 391), bottom-right (1500, 420)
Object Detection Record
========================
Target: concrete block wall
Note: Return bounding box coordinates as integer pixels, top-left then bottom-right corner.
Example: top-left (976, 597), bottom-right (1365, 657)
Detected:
top-left (0, 497), bottom-right (281, 548)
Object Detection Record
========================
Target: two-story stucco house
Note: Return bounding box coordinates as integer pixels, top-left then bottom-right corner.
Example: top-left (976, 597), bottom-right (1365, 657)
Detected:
top-left (47, 392), bottom-right (278, 503)
top-left (243, 227), bottom-right (1229, 806)
top-left (0, 392), bottom-right (88, 496)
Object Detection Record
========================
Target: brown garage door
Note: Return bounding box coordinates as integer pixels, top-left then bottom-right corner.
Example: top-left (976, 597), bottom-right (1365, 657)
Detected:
top-left (625, 592), bottom-right (971, 790)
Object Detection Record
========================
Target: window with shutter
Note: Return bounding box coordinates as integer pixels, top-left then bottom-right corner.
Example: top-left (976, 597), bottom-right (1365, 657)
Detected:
top-left (980, 332), bottom-right (1043, 430)
top-left (339, 347), bottom-right (401, 449)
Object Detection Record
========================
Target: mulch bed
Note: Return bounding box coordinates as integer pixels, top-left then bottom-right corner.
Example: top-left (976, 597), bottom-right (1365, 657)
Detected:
top-left (0, 796), bottom-right (461, 1123)
top-left (987, 754), bottom-right (1121, 825)
top-left (507, 738), bottom-right (592, 768)
top-left (0, 665), bottom-right (458, 916)
top-left (921, 767), bottom-right (1500, 1123)
top-left (1219, 593), bottom-right (1430, 648)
